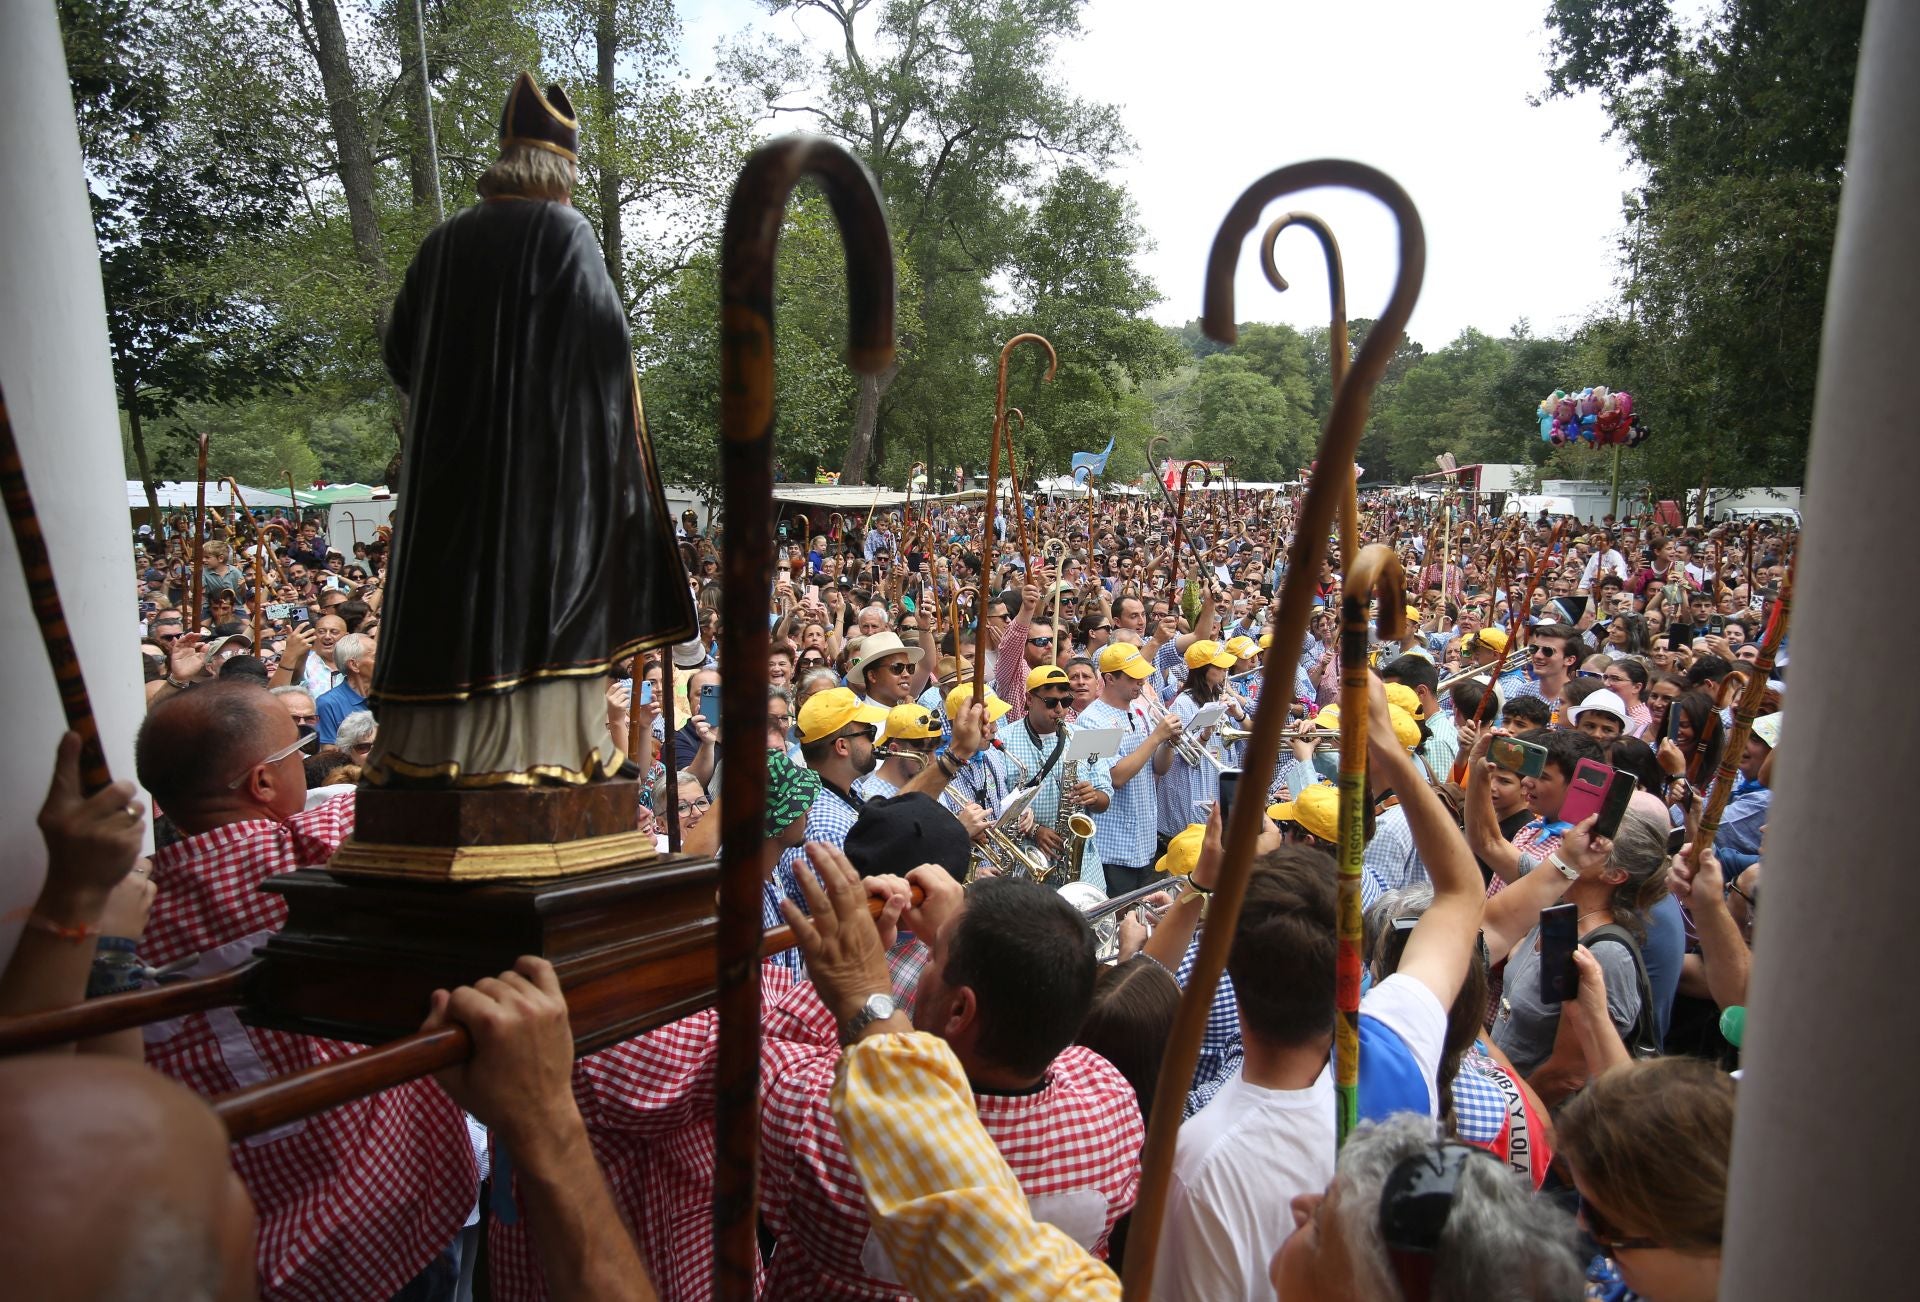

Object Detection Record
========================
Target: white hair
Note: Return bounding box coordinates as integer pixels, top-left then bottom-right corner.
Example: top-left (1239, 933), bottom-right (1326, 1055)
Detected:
top-left (1329, 1114), bottom-right (1583, 1301)
top-left (334, 633), bottom-right (375, 674)
top-left (335, 710), bottom-right (378, 749)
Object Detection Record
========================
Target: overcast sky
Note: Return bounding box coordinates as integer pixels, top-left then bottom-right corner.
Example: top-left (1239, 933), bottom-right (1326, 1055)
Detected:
top-left (678, 0), bottom-right (1643, 349)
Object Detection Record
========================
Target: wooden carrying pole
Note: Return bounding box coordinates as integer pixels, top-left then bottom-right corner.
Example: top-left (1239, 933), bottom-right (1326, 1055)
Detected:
top-left (715, 134), bottom-right (894, 1302)
top-left (0, 382), bottom-right (113, 794)
top-left (1121, 161), bottom-right (1423, 1298)
top-left (1334, 545), bottom-right (1405, 1144)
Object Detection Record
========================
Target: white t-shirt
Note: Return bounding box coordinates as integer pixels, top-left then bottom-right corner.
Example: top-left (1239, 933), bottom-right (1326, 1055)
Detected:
top-left (1152, 974), bottom-right (1448, 1302)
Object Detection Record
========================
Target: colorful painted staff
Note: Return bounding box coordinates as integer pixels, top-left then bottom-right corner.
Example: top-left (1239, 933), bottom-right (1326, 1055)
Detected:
top-left (974, 334), bottom-right (1057, 700)
top-left (0, 383), bottom-right (113, 794)
top-left (1261, 211), bottom-right (1353, 563)
top-left (190, 433), bottom-right (209, 625)
top-left (1691, 556), bottom-right (1793, 862)
top-left (715, 134), bottom-right (894, 1302)
top-left (1336, 544), bottom-right (1406, 1143)
top-left (1121, 160), bottom-right (1424, 1298)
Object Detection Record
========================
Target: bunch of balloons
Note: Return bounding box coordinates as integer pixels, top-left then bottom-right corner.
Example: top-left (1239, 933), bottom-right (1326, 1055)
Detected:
top-left (1537, 386), bottom-right (1649, 447)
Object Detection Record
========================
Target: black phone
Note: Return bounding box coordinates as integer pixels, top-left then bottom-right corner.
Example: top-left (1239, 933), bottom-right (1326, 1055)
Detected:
top-left (1216, 767), bottom-right (1243, 827)
top-left (1538, 902), bottom-right (1580, 1004)
top-left (1709, 614), bottom-right (1725, 632)
top-left (1593, 770), bottom-right (1638, 840)
top-left (1667, 620), bottom-right (1691, 651)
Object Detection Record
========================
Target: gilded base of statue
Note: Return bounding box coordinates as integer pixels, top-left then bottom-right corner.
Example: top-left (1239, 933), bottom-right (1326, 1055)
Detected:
top-left (327, 780), bottom-right (655, 882)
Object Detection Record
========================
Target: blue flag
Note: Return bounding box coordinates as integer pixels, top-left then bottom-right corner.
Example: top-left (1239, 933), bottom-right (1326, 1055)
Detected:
top-left (1070, 435), bottom-right (1116, 480)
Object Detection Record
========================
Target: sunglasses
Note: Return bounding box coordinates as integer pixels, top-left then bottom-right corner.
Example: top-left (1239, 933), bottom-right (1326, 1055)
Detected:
top-left (1577, 1192), bottom-right (1666, 1253)
top-left (1027, 636), bottom-right (1054, 647)
top-left (1037, 694), bottom-right (1074, 708)
top-left (875, 660), bottom-right (915, 676)
top-left (226, 734), bottom-right (310, 789)
top-left (841, 725), bottom-right (878, 743)
top-left (1530, 645), bottom-right (1558, 657)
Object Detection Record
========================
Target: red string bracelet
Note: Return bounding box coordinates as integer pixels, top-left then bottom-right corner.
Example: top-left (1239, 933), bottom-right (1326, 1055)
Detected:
top-left (4, 908), bottom-right (101, 943)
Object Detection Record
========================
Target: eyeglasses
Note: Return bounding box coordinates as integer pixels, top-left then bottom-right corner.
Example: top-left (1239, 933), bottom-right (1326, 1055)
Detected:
top-left (1577, 670), bottom-right (1603, 679)
top-left (1037, 694), bottom-right (1074, 708)
top-left (875, 660), bottom-right (914, 676)
top-left (1577, 1192), bottom-right (1666, 1253)
top-left (841, 725), bottom-right (878, 743)
top-left (678, 796), bottom-right (712, 816)
top-left (226, 734), bottom-right (310, 789)
top-left (348, 741), bottom-right (375, 757)
top-left (797, 656), bottom-right (827, 668)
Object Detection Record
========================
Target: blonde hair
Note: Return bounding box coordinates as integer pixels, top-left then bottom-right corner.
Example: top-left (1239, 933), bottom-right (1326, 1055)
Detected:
top-left (1558, 1058), bottom-right (1735, 1252)
top-left (476, 143), bottom-right (576, 202)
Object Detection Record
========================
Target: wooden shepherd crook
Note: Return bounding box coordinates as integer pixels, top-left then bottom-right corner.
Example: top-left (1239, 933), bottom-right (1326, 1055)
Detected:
top-left (1121, 160), bottom-right (1423, 1298)
top-left (1335, 545), bottom-right (1406, 1144)
top-left (0, 382), bottom-right (113, 795)
top-left (1691, 555), bottom-right (1794, 864)
top-left (191, 432), bottom-right (209, 626)
top-left (973, 333), bottom-right (1056, 701)
top-left (1261, 211), bottom-right (1355, 566)
top-left (715, 134), bottom-right (895, 1302)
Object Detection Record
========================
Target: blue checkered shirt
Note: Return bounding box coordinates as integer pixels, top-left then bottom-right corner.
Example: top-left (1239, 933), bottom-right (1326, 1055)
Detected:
top-left (1151, 640), bottom-right (1185, 704)
top-left (1075, 699), bottom-right (1158, 870)
top-left (768, 782), bottom-right (868, 973)
top-left (1451, 1049), bottom-right (1512, 1143)
top-left (1173, 928), bottom-right (1243, 1117)
top-left (1001, 719), bottom-right (1112, 893)
top-left (1417, 709), bottom-right (1459, 784)
top-left (1361, 803), bottom-right (1426, 898)
top-left (1156, 692), bottom-right (1226, 838)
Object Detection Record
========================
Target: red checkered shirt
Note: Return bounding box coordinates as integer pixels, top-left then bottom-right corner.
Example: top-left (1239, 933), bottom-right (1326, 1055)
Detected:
top-left (759, 977), bottom-right (1142, 1300)
top-left (145, 793), bottom-right (477, 1302)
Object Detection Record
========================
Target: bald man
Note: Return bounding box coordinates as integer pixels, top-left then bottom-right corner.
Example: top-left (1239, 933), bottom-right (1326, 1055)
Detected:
top-left (134, 683), bottom-right (476, 1298)
top-left (0, 1055), bottom-right (255, 1300)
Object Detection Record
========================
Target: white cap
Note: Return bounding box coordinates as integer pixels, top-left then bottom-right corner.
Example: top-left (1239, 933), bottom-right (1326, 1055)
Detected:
top-left (1566, 688), bottom-right (1629, 726)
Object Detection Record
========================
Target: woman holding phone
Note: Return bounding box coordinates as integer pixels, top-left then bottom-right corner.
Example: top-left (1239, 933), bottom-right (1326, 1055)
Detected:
top-left (1490, 803), bottom-right (1669, 1107)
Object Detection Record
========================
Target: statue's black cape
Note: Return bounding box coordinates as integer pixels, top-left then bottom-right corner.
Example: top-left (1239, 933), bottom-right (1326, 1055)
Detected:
top-left (372, 198), bottom-right (694, 704)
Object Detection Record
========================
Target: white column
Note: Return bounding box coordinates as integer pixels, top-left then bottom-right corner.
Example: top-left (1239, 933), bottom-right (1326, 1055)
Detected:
top-left (1721, 3), bottom-right (1920, 1297)
top-left (0, 2), bottom-right (152, 952)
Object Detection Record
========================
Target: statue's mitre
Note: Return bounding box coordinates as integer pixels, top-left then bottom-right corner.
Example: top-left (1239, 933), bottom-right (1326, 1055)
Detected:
top-left (499, 72), bottom-right (578, 161)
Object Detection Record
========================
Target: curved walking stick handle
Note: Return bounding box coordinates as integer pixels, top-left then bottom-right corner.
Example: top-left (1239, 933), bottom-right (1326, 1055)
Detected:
top-left (716, 133), bottom-right (894, 1302)
top-left (1126, 159), bottom-right (1424, 1298)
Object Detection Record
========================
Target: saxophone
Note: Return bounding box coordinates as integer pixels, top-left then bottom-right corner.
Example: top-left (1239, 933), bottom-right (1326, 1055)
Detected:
top-left (1044, 731), bottom-right (1096, 884)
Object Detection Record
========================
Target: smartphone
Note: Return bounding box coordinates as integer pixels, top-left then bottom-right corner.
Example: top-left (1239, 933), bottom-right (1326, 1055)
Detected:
top-left (698, 681), bottom-right (721, 728)
top-left (1667, 823), bottom-right (1687, 855)
top-left (639, 680), bottom-right (654, 706)
top-left (1488, 735), bottom-right (1547, 779)
top-left (267, 602), bottom-right (294, 620)
top-left (778, 521), bottom-right (789, 540)
top-left (1667, 621), bottom-right (1690, 651)
top-left (1538, 902), bottom-right (1580, 1004)
top-left (1593, 769), bottom-right (1638, 839)
top-left (1216, 768), bottom-right (1243, 827)
top-left (1709, 614), bottom-right (1725, 633)
top-left (1558, 758), bottom-right (1616, 828)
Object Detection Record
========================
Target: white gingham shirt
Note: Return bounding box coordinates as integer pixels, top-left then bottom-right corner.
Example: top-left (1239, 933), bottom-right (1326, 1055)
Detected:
top-left (1075, 699), bottom-right (1159, 869)
top-left (1361, 803), bottom-right (1426, 898)
top-left (1156, 693), bottom-right (1227, 839)
top-left (1002, 718), bottom-right (1113, 893)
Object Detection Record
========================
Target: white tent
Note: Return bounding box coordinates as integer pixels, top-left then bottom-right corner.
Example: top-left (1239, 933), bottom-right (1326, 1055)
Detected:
top-left (127, 480), bottom-right (282, 509)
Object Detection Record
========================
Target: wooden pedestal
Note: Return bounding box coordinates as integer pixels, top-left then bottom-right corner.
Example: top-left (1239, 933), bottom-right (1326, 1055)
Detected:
top-left (246, 852), bottom-right (720, 1048)
top-left (329, 780), bottom-right (654, 882)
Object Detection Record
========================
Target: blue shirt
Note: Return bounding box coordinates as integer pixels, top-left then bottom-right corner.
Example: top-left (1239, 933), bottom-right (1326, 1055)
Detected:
top-left (314, 680), bottom-right (366, 745)
top-left (1073, 699), bottom-right (1157, 870)
top-left (1001, 718), bottom-right (1113, 893)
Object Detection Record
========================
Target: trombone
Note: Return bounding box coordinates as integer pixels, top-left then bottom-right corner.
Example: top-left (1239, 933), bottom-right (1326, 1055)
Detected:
top-left (1059, 877), bottom-right (1189, 963)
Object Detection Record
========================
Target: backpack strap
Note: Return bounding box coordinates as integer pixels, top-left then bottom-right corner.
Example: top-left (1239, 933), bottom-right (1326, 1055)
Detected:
top-left (1584, 924), bottom-right (1660, 1057)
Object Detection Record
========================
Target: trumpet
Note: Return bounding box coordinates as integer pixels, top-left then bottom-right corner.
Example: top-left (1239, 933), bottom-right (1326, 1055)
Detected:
top-left (1221, 725), bottom-right (1339, 746)
top-left (1059, 878), bottom-right (1188, 963)
top-left (1434, 647), bottom-right (1528, 692)
top-left (1138, 692), bottom-right (1222, 768)
top-left (972, 822), bottom-right (1049, 883)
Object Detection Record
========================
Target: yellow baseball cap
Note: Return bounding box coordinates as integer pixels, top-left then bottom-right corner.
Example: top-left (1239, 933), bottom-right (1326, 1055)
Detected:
top-left (944, 682), bottom-right (1013, 723)
top-left (884, 702), bottom-right (943, 741)
top-left (1025, 664), bottom-right (1071, 693)
top-left (1313, 702), bottom-right (1422, 751)
top-left (1224, 635), bottom-right (1258, 660)
top-left (1258, 632), bottom-right (1275, 650)
top-left (1474, 627), bottom-right (1510, 654)
top-left (1184, 639), bottom-right (1236, 671)
top-left (1155, 822), bottom-right (1206, 877)
top-left (797, 687), bottom-right (890, 744)
top-left (1097, 643), bottom-right (1154, 679)
top-left (1384, 682), bottom-right (1426, 721)
top-left (1268, 782), bottom-right (1340, 843)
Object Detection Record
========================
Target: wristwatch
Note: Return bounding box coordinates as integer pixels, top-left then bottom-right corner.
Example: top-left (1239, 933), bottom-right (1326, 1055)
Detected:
top-left (837, 992), bottom-right (900, 1046)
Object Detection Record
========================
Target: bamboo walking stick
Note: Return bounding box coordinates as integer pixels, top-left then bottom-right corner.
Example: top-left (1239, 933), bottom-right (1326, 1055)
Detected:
top-left (1122, 161), bottom-right (1423, 1297)
top-left (715, 135), bottom-right (894, 1302)
top-left (1691, 556), bottom-right (1793, 862)
top-left (1336, 545), bottom-right (1405, 1144)
top-left (191, 433), bottom-right (209, 626)
top-left (0, 383), bottom-right (113, 794)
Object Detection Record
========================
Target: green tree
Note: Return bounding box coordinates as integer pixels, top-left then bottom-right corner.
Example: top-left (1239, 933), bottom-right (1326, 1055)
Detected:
top-left (1371, 329), bottom-right (1510, 479)
top-left (1542, 0), bottom-right (1866, 494)
top-left (1178, 354), bottom-right (1312, 482)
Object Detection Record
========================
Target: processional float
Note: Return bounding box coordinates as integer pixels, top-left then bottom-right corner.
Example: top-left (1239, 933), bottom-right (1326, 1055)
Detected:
top-left (1, 143), bottom-right (1424, 1302)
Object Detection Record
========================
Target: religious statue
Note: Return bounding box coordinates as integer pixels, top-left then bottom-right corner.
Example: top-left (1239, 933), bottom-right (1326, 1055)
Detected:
top-left (366, 73), bottom-right (694, 788)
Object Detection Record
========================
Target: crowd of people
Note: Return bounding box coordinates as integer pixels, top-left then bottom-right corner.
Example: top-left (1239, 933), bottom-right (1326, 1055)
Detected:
top-left (0, 471), bottom-right (1790, 1302)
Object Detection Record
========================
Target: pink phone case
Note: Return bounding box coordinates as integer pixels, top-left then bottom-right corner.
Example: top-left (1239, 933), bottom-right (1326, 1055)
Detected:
top-left (1557, 758), bottom-right (1615, 828)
